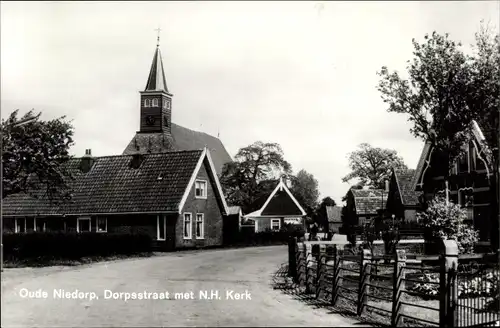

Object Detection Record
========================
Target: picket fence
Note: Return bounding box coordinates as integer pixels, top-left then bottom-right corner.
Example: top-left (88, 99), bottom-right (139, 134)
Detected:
top-left (287, 238), bottom-right (499, 327)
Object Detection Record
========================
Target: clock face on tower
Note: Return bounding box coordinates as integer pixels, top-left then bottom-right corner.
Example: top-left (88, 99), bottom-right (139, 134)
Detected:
top-left (145, 115), bottom-right (155, 126)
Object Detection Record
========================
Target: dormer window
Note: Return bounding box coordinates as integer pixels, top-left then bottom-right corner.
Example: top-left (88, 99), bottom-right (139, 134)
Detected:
top-left (152, 98), bottom-right (159, 107)
top-left (144, 99), bottom-right (151, 107)
top-left (195, 180), bottom-right (207, 199)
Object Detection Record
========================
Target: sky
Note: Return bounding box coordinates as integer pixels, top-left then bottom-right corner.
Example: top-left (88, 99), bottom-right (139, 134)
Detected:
top-left (1, 1), bottom-right (499, 204)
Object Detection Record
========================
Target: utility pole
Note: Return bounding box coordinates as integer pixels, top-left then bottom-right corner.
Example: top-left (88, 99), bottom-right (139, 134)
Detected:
top-left (1, 112), bottom-right (40, 272)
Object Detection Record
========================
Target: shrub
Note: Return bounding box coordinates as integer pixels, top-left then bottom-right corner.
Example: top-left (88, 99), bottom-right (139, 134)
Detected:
top-left (233, 223), bottom-right (305, 245)
top-left (417, 195), bottom-right (479, 254)
top-left (410, 273), bottom-right (440, 299)
top-left (410, 270), bottom-right (499, 300)
top-left (3, 231), bottom-right (153, 262)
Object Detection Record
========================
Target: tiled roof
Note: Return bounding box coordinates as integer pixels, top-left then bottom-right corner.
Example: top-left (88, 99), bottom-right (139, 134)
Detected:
top-left (123, 123), bottom-right (232, 176)
top-left (351, 189), bottom-right (387, 215)
top-left (2, 150), bottom-right (203, 217)
top-left (326, 206), bottom-right (342, 223)
top-left (394, 169), bottom-right (422, 206)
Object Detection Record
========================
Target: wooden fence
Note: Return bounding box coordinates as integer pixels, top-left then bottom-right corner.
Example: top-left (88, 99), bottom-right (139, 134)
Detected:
top-left (287, 238), bottom-right (499, 327)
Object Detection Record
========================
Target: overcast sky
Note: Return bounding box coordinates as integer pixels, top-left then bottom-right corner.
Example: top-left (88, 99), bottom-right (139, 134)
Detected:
top-left (1, 1), bottom-right (499, 204)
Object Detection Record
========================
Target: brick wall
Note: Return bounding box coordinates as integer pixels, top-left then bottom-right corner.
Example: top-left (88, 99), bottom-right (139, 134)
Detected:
top-left (176, 159), bottom-right (224, 248)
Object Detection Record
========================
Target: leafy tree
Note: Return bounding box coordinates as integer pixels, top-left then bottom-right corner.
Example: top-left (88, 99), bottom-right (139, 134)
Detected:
top-left (1, 109), bottom-right (74, 202)
top-left (377, 24), bottom-right (499, 247)
top-left (342, 143), bottom-right (407, 189)
top-left (315, 196), bottom-right (337, 230)
top-left (289, 169), bottom-right (319, 216)
top-left (220, 141), bottom-right (292, 212)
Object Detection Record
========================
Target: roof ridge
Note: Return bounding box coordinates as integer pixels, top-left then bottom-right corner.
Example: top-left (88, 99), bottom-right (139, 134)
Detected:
top-left (72, 149), bottom-right (203, 160)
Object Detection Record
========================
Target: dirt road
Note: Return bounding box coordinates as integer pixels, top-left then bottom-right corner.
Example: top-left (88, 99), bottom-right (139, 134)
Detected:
top-left (1, 246), bottom-right (367, 327)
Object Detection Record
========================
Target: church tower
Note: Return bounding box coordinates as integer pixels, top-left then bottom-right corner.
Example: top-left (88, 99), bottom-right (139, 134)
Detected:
top-left (139, 37), bottom-right (173, 135)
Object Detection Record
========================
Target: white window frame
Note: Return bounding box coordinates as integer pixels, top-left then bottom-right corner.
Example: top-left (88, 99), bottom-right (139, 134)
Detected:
top-left (271, 218), bottom-right (281, 231)
top-left (77, 217), bottom-right (91, 233)
top-left (34, 217), bottom-right (46, 232)
top-left (15, 218), bottom-right (26, 233)
top-left (183, 213), bottom-right (192, 239)
top-left (157, 215), bottom-right (166, 241)
top-left (96, 217), bottom-right (108, 233)
top-left (195, 180), bottom-right (207, 199)
top-left (195, 213), bottom-right (204, 239)
top-left (166, 100), bottom-right (171, 109)
top-left (144, 99), bottom-right (150, 107)
top-left (152, 98), bottom-right (159, 107)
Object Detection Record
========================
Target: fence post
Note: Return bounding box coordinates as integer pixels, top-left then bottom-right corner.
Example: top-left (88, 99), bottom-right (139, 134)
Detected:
top-left (316, 244), bottom-right (326, 300)
top-left (288, 237), bottom-right (297, 278)
top-left (391, 249), bottom-right (406, 327)
top-left (305, 243), bottom-right (313, 293)
top-left (297, 242), bottom-right (305, 287)
top-left (331, 245), bottom-right (343, 306)
top-left (439, 240), bottom-right (459, 328)
top-left (358, 248), bottom-right (372, 316)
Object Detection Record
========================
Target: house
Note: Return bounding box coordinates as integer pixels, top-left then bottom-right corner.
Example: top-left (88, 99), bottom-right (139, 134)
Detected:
top-left (122, 39), bottom-right (232, 176)
top-left (2, 148), bottom-right (229, 251)
top-left (326, 206), bottom-right (342, 233)
top-left (386, 168), bottom-right (422, 223)
top-left (343, 188), bottom-right (388, 227)
top-left (411, 120), bottom-right (494, 241)
top-left (243, 177), bottom-right (306, 232)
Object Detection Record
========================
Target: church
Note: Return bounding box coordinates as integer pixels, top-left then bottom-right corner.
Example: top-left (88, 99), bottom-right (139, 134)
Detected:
top-left (122, 39), bottom-right (232, 175)
top-left (1, 39), bottom-right (236, 251)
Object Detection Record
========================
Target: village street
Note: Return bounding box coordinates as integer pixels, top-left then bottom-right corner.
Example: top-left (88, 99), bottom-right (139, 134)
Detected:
top-left (1, 246), bottom-right (366, 327)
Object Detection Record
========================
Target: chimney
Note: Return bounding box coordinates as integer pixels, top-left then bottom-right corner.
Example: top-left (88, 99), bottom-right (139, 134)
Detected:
top-left (80, 149), bottom-right (95, 173)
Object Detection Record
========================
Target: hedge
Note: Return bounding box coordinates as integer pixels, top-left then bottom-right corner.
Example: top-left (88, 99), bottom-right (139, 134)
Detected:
top-left (3, 231), bottom-right (153, 262)
top-left (232, 224), bottom-right (305, 246)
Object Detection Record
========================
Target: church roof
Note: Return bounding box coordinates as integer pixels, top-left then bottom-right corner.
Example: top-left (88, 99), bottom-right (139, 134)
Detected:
top-left (2, 149), bottom-right (228, 217)
top-left (144, 46), bottom-right (169, 93)
top-left (122, 123), bottom-right (232, 176)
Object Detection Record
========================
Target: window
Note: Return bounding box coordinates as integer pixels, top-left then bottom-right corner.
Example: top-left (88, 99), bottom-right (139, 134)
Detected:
top-left (77, 217), bottom-right (91, 233)
top-left (196, 214), bottom-right (204, 239)
top-left (163, 99), bottom-right (167, 108)
top-left (458, 149), bottom-right (469, 173)
top-left (183, 213), bottom-right (192, 239)
top-left (35, 218), bottom-right (46, 232)
top-left (271, 219), bottom-right (281, 231)
top-left (15, 218), bottom-right (26, 233)
top-left (157, 215), bottom-right (166, 240)
top-left (144, 99), bottom-right (151, 107)
top-left (195, 180), bottom-right (207, 199)
top-left (152, 98), bottom-right (159, 107)
top-left (166, 100), bottom-right (171, 109)
top-left (96, 217), bottom-right (107, 233)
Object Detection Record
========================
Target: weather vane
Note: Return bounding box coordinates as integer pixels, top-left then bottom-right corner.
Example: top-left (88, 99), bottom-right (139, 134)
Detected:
top-left (155, 27), bottom-right (162, 47)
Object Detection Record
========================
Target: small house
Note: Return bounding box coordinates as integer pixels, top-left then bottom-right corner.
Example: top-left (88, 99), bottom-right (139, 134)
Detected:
top-left (343, 188), bottom-right (388, 227)
top-left (2, 148), bottom-right (229, 251)
top-left (243, 177), bottom-right (306, 232)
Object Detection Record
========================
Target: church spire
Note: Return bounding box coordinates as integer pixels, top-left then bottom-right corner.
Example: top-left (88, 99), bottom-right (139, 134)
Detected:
top-left (144, 28), bottom-right (169, 93)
